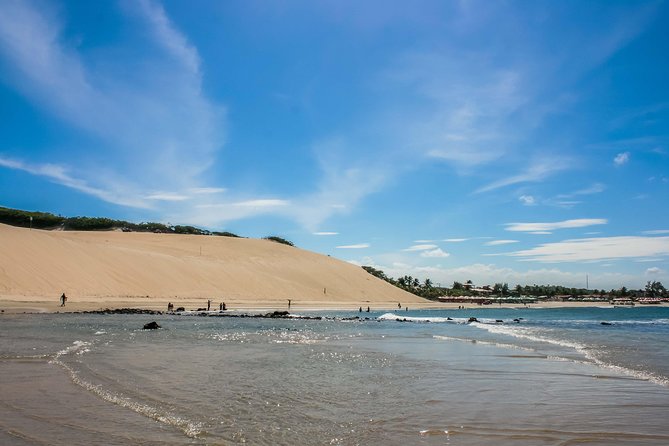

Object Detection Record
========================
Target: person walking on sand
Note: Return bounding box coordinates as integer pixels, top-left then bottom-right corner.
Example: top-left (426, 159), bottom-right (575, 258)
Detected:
top-left (60, 293), bottom-right (67, 307)
top-left (207, 299), bottom-right (211, 311)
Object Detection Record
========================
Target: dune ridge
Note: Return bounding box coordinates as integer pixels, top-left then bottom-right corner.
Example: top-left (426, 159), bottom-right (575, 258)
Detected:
top-left (0, 223), bottom-right (424, 312)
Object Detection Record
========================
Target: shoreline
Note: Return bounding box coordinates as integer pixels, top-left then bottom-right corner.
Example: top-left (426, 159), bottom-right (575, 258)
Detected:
top-left (2, 294), bottom-right (662, 315)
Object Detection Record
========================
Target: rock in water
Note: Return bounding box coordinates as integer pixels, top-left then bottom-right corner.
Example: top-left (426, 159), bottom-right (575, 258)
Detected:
top-left (143, 321), bottom-right (161, 330)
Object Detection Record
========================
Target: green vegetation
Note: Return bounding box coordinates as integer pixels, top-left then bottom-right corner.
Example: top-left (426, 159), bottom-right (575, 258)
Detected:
top-left (0, 206), bottom-right (240, 238)
top-left (362, 265), bottom-right (667, 302)
top-left (0, 206), bottom-right (65, 229)
top-left (263, 236), bottom-right (295, 247)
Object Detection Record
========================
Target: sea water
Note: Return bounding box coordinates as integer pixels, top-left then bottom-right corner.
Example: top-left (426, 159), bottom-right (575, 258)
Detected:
top-left (1, 307), bottom-right (669, 445)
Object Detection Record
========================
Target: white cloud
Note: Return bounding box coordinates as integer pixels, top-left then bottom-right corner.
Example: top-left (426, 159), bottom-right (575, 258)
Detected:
top-left (403, 244), bottom-right (438, 252)
top-left (189, 187), bottom-right (226, 194)
top-left (642, 229), bottom-right (669, 235)
top-left (485, 239), bottom-right (519, 246)
top-left (414, 239), bottom-right (435, 243)
top-left (337, 243), bottom-right (370, 249)
top-left (646, 267), bottom-right (664, 276)
top-left (314, 231), bottom-right (338, 236)
top-left (443, 238), bottom-right (469, 242)
top-left (573, 183), bottom-right (606, 195)
top-left (233, 199), bottom-right (289, 208)
top-left (510, 236), bottom-right (669, 262)
top-left (0, 0), bottom-right (224, 203)
top-left (420, 248), bottom-right (450, 258)
top-left (0, 156), bottom-right (147, 208)
top-left (519, 195), bottom-right (535, 205)
top-left (475, 158), bottom-right (571, 193)
top-left (529, 231), bottom-right (552, 235)
top-left (145, 192), bottom-right (189, 201)
top-left (505, 218), bottom-right (607, 232)
top-left (288, 144), bottom-right (391, 230)
top-left (614, 151), bottom-right (630, 166)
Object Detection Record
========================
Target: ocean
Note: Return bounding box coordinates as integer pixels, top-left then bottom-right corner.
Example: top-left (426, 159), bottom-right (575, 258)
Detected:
top-left (1, 306), bottom-right (669, 445)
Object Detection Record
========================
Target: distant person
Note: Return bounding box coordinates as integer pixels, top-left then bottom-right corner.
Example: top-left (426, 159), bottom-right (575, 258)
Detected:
top-left (406, 306), bottom-right (408, 311)
top-left (60, 293), bottom-right (66, 307)
top-left (167, 302), bottom-right (174, 311)
top-left (288, 299), bottom-right (291, 309)
top-left (398, 302), bottom-right (401, 309)
top-left (366, 306), bottom-right (370, 312)
top-left (359, 307), bottom-right (362, 312)
top-left (207, 299), bottom-right (211, 311)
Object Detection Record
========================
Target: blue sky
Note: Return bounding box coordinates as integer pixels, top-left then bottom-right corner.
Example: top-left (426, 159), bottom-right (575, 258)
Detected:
top-left (1, 0), bottom-right (668, 290)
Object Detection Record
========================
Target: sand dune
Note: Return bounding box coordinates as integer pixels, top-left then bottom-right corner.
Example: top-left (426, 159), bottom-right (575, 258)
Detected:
top-left (0, 223), bottom-right (425, 312)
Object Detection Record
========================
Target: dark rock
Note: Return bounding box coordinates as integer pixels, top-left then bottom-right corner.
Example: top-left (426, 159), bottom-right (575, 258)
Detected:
top-left (175, 307), bottom-right (185, 312)
top-left (513, 318), bottom-right (521, 323)
top-left (81, 308), bottom-right (163, 315)
top-left (264, 311), bottom-right (290, 318)
top-left (601, 321), bottom-right (613, 326)
top-left (143, 321), bottom-right (161, 330)
top-left (496, 319), bottom-right (503, 323)
top-left (447, 317), bottom-right (453, 320)
top-left (468, 317), bottom-right (479, 323)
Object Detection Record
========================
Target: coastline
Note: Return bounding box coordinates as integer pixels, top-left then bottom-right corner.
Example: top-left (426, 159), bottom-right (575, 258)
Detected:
top-left (2, 293), bottom-right (659, 314)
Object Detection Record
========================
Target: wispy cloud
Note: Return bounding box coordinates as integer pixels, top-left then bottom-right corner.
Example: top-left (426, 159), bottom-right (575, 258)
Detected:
top-left (314, 231), bottom-right (339, 236)
top-left (510, 236), bottom-right (669, 262)
top-left (189, 187), bottom-right (226, 195)
top-left (145, 192), bottom-right (189, 201)
top-left (642, 229), bottom-right (669, 235)
top-left (475, 158), bottom-right (571, 193)
top-left (0, 156), bottom-right (147, 208)
top-left (0, 0), bottom-right (224, 202)
top-left (403, 244), bottom-right (438, 252)
top-left (443, 238), bottom-right (469, 242)
top-left (337, 243), bottom-right (370, 249)
top-left (485, 239), bottom-right (519, 246)
top-left (506, 218), bottom-right (607, 232)
top-left (233, 199), bottom-right (289, 208)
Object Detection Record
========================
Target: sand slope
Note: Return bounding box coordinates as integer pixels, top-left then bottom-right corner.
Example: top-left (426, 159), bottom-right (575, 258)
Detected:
top-left (0, 224), bottom-right (423, 311)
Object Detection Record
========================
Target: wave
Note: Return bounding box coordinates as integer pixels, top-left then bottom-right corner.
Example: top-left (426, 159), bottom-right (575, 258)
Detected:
top-left (469, 322), bottom-right (669, 387)
top-left (378, 313), bottom-right (470, 324)
top-left (49, 339), bottom-right (204, 438)
top-left (433, 335), bottom-right (535, 352)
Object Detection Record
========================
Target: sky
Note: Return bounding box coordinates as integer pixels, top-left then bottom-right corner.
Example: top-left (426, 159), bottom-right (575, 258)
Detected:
top-left (1, 0), bottom-right (669, 290)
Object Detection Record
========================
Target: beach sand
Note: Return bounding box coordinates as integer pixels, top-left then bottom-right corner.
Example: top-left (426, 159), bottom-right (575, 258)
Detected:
top-left (0, 223), bottom-right (428, 313)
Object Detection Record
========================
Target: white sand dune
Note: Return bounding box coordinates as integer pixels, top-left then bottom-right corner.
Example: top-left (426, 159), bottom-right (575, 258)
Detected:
top-left (0, 223), bottom-right (424, 311)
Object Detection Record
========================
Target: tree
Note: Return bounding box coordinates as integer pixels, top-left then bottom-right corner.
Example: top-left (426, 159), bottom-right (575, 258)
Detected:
top-left (645, 281), bottom-right (666, 297)
top-left (424, 278), bottom-right (433, 289)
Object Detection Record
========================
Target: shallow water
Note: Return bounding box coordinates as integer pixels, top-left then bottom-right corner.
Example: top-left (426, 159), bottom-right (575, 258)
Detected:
top-left (1, 307), bottom-right (669, 445)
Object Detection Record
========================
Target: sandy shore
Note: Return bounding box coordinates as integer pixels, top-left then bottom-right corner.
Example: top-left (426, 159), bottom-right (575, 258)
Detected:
top-left (0, 293), bottom-right (639, 314)
top-left (0, 223), bottom-right (427, 313)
